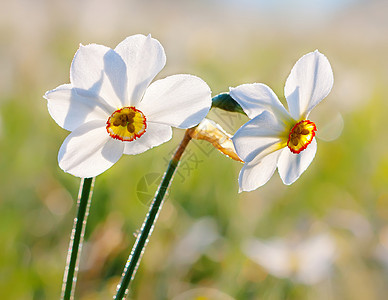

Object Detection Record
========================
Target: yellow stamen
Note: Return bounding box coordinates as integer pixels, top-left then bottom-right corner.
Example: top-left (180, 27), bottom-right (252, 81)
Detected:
top-left (287, 120), bottom-right (316, 154)
top-left (106, 107), bottom-right (146, 141)
top-left (127, 123), bottom-right (135, 133)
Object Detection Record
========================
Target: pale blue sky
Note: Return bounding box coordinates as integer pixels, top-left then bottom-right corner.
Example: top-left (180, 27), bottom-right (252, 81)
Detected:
top-left (214, 0), bottom-right (366, 27)
top-left (223, 0), bottom-right (362, 11)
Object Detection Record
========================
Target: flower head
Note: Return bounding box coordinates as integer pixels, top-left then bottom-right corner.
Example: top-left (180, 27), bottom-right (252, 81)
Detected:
top-left (231, 50), bottom-right (333, 192)
top-left (243, 233), bottom-right (336, 285)
top-left (45, 34), bottom-right (211, 178)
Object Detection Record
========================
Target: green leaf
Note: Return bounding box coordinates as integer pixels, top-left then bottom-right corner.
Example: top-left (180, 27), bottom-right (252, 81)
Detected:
top-left (211, 93), bottom-right (246, 115)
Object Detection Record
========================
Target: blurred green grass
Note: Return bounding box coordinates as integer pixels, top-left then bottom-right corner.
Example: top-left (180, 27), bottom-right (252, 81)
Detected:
top-left (1, 1), bottom-right (388, 299)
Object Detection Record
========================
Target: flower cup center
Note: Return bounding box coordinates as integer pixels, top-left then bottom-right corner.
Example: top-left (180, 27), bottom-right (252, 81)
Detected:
top-left (287, 120), bottom-right (316, 154)
top-left (106, 107), bottom-right (146, 142)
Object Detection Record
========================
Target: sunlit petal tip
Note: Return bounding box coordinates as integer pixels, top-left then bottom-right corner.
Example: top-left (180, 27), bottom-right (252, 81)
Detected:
top-left (229, 85), bottom-right (243, 95)
top-left (74, 44), bottom-right (87, 57)
top-left (43, 88), bottom-right (52, 100)
top-left (238, 178), bottom-right (264, 193)
top-left (114, 34), bottom-right (167, 107)
top-left (238, 176), bottom-right (264, 193)
top-left (238, 151), bottom-right (280, 192)
top-left (46, 83), bottom-right (115, 131)
top-left (76, 43), bottom-right (99, 52)
top-left (230, 83), bottom-right (288, 120)
top-left (43, 85), bottom-right (61, 101)
top-left (277, 139), bottom-right (317, 185)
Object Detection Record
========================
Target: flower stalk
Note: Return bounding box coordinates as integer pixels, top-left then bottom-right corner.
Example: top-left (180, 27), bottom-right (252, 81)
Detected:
top-left (114, 129), bottom-right (193, 300)
top-left (62, 177), bottom-right (95, 300)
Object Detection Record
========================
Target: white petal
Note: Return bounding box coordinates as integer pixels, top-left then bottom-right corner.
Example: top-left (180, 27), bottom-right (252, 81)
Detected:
top-left (243, 238), bottom-right (292, 278)
top-left (232, 111), bottom-right (285, 163)
top-left (58, 120), bottom-right (124, 177)
top-left (139, 74), bottom-right (211, 128)
top-left (45, 84), bottom-right (113, 131)
top-left (285, 50), bottom-right (334, 120)
top-left (123, 122), bottom-right (172, 155)
top-left (296, 234), bottom-right (336, 284)
top-left (315, 111), bottom-right (344, 142)
top-left (277, 138), bottom-right (317, 185)
top-left (238, 150), bottom-right (282, 192)
top-left (230, 83), bottom-right (290, 121)
top-left (70, 43), bottom-right (128, 108)
top-left (114, 34), bottom-right (166, 106)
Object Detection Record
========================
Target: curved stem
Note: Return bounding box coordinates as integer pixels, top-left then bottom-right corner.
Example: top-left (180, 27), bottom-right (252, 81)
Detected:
top-left (114, 129), bottom-right (193, 299)
top-left (62, 177), bottom-right (95, 300)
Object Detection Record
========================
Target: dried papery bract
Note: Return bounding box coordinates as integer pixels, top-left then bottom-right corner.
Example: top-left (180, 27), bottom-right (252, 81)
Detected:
top-left (189, 118), bottom-right (243, 162)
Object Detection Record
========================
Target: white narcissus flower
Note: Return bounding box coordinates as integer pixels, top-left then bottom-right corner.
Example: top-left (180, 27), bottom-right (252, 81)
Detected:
top-left (231, 50), bottom-right (334, 192)
top-left (45, 34), bottom-right (211, 178)
top-left (243, 234), bottom-right (336, 285)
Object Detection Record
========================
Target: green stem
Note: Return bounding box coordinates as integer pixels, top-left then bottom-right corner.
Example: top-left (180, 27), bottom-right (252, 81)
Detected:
top-left (114, 129), bottom-right (193, 300)
top-left (62, 177), bottom-right (95, 300)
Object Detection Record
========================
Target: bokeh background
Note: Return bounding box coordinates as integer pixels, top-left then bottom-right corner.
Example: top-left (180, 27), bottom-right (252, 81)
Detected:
top-left (1, 0), bottom-right (388, 299)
